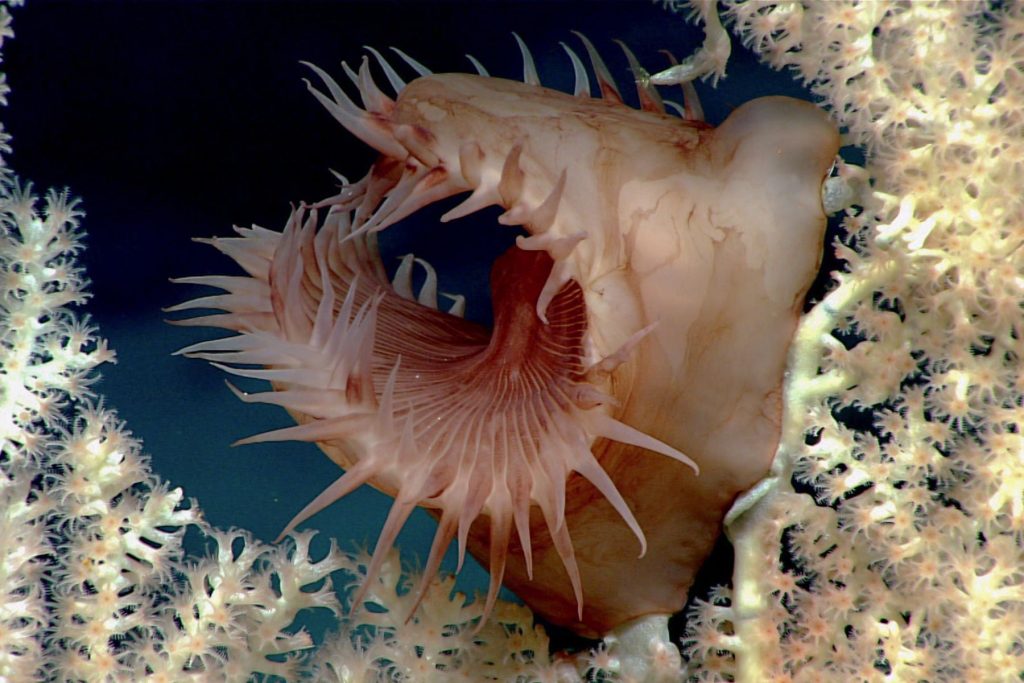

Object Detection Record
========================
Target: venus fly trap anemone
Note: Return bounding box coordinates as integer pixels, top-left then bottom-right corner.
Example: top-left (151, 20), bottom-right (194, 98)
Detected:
top-left (171, 35), bottom-right (838, 637)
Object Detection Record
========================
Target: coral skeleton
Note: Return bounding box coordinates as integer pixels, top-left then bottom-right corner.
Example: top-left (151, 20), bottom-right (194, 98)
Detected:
top-left (1, 1), bottom-right (1022, 681)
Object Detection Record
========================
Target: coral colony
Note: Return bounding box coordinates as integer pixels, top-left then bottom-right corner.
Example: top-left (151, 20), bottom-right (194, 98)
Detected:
top-left (2, 2), bottom-right (1023, 682)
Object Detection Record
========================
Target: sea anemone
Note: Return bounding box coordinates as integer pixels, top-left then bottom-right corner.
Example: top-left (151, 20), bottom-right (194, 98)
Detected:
top-left (171, 35), bottom-right (838, 637)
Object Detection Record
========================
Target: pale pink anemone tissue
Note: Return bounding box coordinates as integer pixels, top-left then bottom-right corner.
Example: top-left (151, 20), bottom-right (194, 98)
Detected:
top-left (171, 36), bottom-right (839, 637)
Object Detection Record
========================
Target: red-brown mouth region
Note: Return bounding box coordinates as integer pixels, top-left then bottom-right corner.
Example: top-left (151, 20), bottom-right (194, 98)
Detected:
top-left (172, 36), bottom-right (838, 637)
